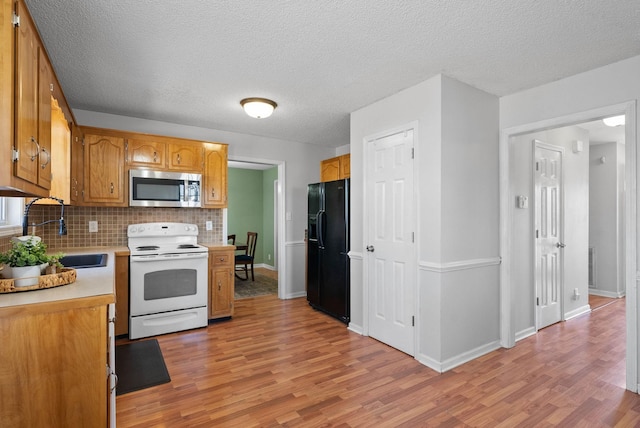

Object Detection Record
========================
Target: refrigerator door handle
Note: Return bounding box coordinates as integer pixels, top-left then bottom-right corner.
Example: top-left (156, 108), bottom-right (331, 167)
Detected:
top-left (317, 210), bottom-right (325, 249)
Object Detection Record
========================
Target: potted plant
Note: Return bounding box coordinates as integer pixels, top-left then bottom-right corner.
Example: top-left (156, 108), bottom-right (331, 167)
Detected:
top-left (45, 252), bottom-right (66, 275)
top-left (0, 237), bottom-right (52, 287)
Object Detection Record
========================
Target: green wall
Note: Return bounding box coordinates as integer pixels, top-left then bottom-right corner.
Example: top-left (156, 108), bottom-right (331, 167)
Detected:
top-left (228, 167), bottom-right (277, 268)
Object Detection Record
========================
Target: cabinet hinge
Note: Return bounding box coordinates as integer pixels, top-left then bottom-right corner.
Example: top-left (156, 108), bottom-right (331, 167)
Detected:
top-left (12, 12), bottom-right (20, 27)
top-left (411, 316), bottom-right (415, 327)
top-left (536, 297), bottom-right (540, 306)
top-left (12, 149), bottom-right (19, 162)
top-left (535, 229), bottom-right (539, 238)
top-left (411, 148), bottom-right (414, 159)
top-left (49, 83), bottom-right (54, 92)
top-left (535, 161), bottom-right (540, 171)
top-left (412, 232), bottom-right (414, 243)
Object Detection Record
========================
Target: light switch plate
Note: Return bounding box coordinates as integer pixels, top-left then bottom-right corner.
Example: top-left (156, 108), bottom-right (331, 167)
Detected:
top-left (205, 221), bottom-right (213, 231)
top-left (89, 221), bottom-right (98, 233)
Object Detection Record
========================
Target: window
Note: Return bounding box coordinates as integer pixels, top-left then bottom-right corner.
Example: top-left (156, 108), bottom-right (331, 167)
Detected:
top-left (0, 197), bottom-right (24, 237)
top-left (0, 197), bottom-right (6, 225)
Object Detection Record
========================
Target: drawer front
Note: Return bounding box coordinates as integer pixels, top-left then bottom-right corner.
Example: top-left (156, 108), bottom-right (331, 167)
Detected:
top-left (210, 251), bottom-right (232, 267)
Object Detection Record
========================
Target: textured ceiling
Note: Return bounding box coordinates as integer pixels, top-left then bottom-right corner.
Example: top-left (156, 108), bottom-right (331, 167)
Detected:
top-left (25, 0), bottom-right (640, 148)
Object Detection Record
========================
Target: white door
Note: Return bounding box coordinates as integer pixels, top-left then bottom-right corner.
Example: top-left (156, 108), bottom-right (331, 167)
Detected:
top-left (366, 129), bottom-right (416, 355)
top-left (534, 141), bottom-right (564, 329)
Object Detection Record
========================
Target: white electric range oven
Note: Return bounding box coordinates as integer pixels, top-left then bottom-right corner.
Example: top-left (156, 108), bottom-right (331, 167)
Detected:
top-left (128, 222), bottom-right (208, 339)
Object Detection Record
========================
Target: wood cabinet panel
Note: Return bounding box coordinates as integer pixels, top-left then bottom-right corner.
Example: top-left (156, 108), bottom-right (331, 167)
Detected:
top-left (36, 47), bottom-right (52, 189)
top-left (115, 251), bottom-right (129, 336)
top-left (339, 154), bottom-right (350, 179)
top-left (14, 1), bottom-right (40, 186)
top-left (209, 248), bottom-right (234, 319)
top-left (83, 133), bottom-right (126, 206)
top-left (320, 154), bottom-right (350, 182)
top-left (127, 139), bottom-right (166, 169)
top-left (70, 124), bottom-right (84, 204)
top-left (203, 143), bottom-right (228, 208)
top-left (0, 303), bottom-right (108, 427)
top-left (168, 142), bottom-right (202, 171)
top-left (320, 157), bottom-right (340, 182)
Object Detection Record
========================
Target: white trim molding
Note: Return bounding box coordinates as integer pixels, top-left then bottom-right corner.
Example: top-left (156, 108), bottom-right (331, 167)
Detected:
top-left (564, 304), bottom-right (591, 321)
top-left (419, 257), bottom-right (501, 273)
top-left (417, 340), bottom-right (502, 373)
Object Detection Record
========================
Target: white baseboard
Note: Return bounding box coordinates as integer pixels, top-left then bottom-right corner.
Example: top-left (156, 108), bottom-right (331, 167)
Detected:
top-left (416, 340), bottom-right (502, 373)
top-left (254, 263), bottom-right (276, 271)
top-left (589, 289), bottom-right (626, 298)
top-left (565, 304), bottom-right (591, 320)
top-left (348, 323), bottom-right (364, 335)
top-left (516, 327), bottom-right (536, 342)
top-left (286, 291), bottom-right (306, 299)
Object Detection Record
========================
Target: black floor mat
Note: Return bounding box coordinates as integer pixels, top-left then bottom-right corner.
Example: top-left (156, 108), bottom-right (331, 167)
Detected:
top-left (115, 339), bottom-right (170, 396)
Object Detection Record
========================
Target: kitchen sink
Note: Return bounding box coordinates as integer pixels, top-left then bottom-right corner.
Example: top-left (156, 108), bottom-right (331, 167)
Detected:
top-left (59, 253), bottom-right (108, 269)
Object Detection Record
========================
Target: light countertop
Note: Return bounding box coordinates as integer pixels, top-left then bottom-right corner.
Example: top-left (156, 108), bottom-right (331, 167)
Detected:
top-left (0, 246), bottom-right (126, 310)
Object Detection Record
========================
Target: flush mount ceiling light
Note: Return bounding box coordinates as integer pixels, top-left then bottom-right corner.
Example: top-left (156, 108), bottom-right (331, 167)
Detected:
top-left (603, 115), bottom-right (625, 127)
top-left (240, 97), bottom-right (277, 119)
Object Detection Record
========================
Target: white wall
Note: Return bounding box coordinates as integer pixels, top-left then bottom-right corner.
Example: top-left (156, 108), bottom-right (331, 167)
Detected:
top-left (589, 142), bottom-right (625, 297)
top-left (510, 126), bottom-right (590, 336)
top-left (499, 54), bottom-right (639, 391)
top-left (74, 109), bottom-right (335, 297)
top-left (350, 75), bottom-right (500, 371)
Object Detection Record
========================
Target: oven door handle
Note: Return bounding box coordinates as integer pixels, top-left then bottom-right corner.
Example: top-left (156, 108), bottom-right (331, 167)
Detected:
top-left (130, 253), bottom-right (209, 262)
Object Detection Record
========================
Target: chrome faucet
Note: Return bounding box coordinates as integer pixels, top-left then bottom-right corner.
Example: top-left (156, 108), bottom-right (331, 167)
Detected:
top-left (22, 196), bottom-right (67, 236)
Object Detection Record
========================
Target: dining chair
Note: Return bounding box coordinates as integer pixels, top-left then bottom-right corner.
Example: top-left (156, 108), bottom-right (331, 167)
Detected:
top-left (235, 232), bottom-right (258, 281)
top-left (227, 234), bottom-right (236, 245)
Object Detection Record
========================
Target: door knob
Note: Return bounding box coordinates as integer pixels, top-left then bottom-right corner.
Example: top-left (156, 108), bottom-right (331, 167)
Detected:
top-left (556, 242), bottom-right (566, 248)
top-left (366, 245), bottom-right (375, 252)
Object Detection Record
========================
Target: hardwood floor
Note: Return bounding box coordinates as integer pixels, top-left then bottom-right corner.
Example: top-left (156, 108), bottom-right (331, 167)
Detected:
top-left (116, 295), bottom-right (639, 427)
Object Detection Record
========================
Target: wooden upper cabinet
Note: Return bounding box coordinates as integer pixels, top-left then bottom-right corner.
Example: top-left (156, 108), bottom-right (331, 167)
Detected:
top-left (14, 0), bottom-right (51, 189)
top-left (70, 124), bottom-right (84, 205)
top-left (320, 154), bottom-right (350, 182)
top-left (83, 133), bottom-right (126, 206)
top-left (168, 142), bottom-right (203, 172)
top-left (339, 154), bottom-right (350, 179)
top-left (320, 157), bottom-right (340, 182)
top-left (37, 47), bottom-right (52, 190)
top-left (126, 139), bottom-right (166, 169)
top-left (203, 143), bottom-right (228, 208)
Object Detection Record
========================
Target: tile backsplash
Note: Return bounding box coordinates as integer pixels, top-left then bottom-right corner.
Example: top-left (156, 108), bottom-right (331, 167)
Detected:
top-left (1, 205), bottom-right (223, 252)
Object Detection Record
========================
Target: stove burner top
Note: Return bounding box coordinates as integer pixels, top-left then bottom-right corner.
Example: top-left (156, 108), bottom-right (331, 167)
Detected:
top-left (136, 245), bottom-right (160, 251)
top-left (178, 244), bottom-right (199, 249)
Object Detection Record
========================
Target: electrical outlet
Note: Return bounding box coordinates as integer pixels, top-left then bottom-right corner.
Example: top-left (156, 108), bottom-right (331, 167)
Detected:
top-left (89, 221), bottom-right (98, 233)
top-left (268, 254), bottom-right (271, 260)
top-left (205, 221), bottom-right (213, 231)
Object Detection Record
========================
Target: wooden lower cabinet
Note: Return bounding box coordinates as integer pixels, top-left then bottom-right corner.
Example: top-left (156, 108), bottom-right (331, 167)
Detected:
top-left (0, 297), bottom-right (112, 427)
top-left (114, 251), bottom-right (130, 336)
top-left (209, 248), bottom-right (234, 319)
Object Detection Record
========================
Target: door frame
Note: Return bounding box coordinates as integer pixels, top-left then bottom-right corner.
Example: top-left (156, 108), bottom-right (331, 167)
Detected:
top-left (532, 140), bottom-right (565, 330)
top-left (361, 121), bottom-right (419, 351)
top-left (499, 101), bottom-right (637, 391)
top-left (224, 156), bottom-right (286, 299)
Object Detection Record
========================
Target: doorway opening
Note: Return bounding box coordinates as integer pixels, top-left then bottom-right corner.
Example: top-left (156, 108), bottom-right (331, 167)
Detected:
top-left (226, 158), bottom-right (285, 299)
top-left (500, 101), bottom-right (636, 391)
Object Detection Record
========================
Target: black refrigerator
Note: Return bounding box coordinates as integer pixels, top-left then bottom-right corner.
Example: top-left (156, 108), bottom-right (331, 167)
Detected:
top-left (307, 179), bottom-right (350, 323)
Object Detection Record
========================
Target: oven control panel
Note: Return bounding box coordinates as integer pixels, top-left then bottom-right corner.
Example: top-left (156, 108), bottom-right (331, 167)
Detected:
top-left (128, 222), bottom-right (198, 237)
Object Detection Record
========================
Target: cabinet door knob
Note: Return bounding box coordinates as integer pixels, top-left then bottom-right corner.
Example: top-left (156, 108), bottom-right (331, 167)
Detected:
top-left (40, 147), bottom-right (51, 169)
top-left (29, 136), bottom-right (40, 161)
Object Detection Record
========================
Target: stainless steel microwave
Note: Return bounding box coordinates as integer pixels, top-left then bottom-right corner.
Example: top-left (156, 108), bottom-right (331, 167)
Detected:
top-left (129, 169), bottom-right (201, 207)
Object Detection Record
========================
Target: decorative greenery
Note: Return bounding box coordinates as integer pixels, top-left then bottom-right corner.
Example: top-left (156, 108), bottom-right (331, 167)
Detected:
top-left (47, 252), bottom-right (66, 269)
top-left (0, 238), bottom-right (53, 267)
